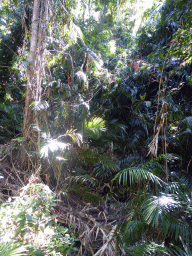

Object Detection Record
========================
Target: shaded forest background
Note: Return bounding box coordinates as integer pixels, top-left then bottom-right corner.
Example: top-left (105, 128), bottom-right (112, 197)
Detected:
top-left (0, 0), bottom-right (192, 255)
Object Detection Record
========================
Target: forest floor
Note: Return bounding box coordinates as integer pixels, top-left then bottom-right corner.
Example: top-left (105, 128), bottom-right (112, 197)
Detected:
top-left (0, 142), bottom-right (120, 255)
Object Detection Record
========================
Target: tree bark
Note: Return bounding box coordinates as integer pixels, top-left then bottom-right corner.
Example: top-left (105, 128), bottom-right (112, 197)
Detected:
top-left (22, 0), bottom-right (41, 169)
top-left (116, 0), bottom-right (119, 25)
top-left (29, 0), bottom-right (40, 67)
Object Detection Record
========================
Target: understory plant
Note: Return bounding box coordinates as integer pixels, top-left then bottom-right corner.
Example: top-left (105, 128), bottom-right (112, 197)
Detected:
top-left (0, 182), bottom-right (78, 256)
top-left (112, 159), bottom-right (192, 255)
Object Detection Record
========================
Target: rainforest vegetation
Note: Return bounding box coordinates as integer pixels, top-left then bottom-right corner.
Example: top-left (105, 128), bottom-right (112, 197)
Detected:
top-left (0, 0), bottom-right (192, 255)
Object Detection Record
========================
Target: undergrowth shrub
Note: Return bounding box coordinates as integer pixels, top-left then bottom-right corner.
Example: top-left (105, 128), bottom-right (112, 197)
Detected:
top-left (0, 182), bottom-right (78, 256)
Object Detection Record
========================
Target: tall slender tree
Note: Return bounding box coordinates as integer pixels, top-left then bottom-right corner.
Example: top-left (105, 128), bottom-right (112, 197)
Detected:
top-left (23, 0), bottom-right (40, 135)
top-left (22, 0), bottom-right (41, 168)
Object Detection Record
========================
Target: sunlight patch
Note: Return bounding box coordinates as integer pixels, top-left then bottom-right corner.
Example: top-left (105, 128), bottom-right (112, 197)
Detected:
top-left (129, 0), bottom-right (166, 36)
top-left (40, 140), bottom-right (70, 158)
top-left (157, 195), bottom-right (178, 209)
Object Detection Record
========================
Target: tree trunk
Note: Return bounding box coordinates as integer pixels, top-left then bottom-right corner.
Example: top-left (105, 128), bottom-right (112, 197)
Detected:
top-left (22, 0), bottom-right (41, 169)
top-left (116, 0), bottom-right (119, 25)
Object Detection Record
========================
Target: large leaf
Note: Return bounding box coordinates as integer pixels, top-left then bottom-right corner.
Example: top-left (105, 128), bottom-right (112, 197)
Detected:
top-left (0, 242), bottom-right (26, 256)
top-left (84, 117), bottom-right (106, 139)
top-left (112, 167), bottom-right (165, 186)
top-left (142, 194), bottom-right (192, 242)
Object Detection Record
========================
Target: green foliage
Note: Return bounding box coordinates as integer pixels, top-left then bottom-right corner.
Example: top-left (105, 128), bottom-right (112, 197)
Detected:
top-left (142, 192), bottom-right (192, 242)
top-left (73, 187), bottom-right (103, 203)
top-left (84, 117), bottom-right (106, 139)
top-left (94, 153), bottom-right (119, 180)
top-left (1, 0), bottom-right (192, 254)
top-left (0, 242), bottom-right (26, 256)
top-left (0, 183), bottom-right (78, 255)
top-left (112, 166), bottom-right (165, 187)
top-left (0, 1), bottom-right (25, 141)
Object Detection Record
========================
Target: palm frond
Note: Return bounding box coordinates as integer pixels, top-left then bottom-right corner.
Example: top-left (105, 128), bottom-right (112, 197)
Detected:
top-left (123, 220), bottom-right (147, 245)
top-left (94, 225), bottom-right (116, 256)
top-left (0, 242), bottom-right (26, 256)
top-left (75, 71), bottom-right (89, 89)
top-left (74, 187), bottom-right (103, 203)
top-left (65, 128), bottom-right (83, 147)
top-left (80, 148), bottom-right (99, 165)
top-left (147, 133), bottom-right (159, 157)
top-left (94, 154), bottom-right (119, 180)
top-left (130, 129), bottom-right (146, 145)
top-left (180, 116), bottom-right (192, 128)
top-left (170, 172), bottom-right (192, 191)
top-left (118, 156), bottom-right (141, 168)
top-left (69, 175), bottom-right (98, 187)
top-left (84, 117), bottom-right (106, 139)
top-left (179, 236), bottom-right (192, 256)
top-left (157, 153), bottom-right (181, 162)
top-left (130, 117), bottom-right (148, 135)
top-left (112, 167), bottom-right (165, 186)
top-left (144, 160), bottom-right (166, 179)
top-left (142, 194), bottom-right (180, 228)
top-left (142, 194), bottom-right (192, 242)
top-left (167, 219), bottom-right (192, 243)
top-left (40, 139), bottom-right (70, 158)
top-left (165, 182), bottom-right (182, 194)
top-left (123, 242), bottom-right (177, 256)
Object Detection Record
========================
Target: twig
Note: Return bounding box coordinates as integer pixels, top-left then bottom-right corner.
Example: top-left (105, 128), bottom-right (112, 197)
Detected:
top-left (0, 155), bottom-right (7, 162)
